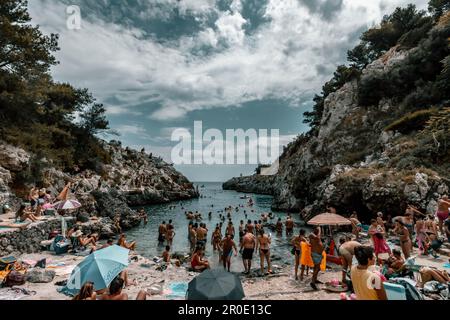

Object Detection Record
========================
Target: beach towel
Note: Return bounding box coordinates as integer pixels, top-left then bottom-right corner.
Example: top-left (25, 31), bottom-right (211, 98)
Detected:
top-left (165, 282), bottom-right (188, 300)
top-left (0, 287), bottom-right (36, 300)
top-left (300, 242), bottom-right (313, 268)
top-left (443, 263), bottom-right (450, 269)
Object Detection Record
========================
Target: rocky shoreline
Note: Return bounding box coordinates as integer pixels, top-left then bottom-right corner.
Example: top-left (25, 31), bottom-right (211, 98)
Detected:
top-left (0, 140), bottom-right (199, 256)
top-left (223, 45), bottom-right (449, 222)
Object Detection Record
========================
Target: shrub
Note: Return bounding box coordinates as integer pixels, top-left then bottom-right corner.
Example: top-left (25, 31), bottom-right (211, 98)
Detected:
top-left (384, 108), bottom-right (438, 133)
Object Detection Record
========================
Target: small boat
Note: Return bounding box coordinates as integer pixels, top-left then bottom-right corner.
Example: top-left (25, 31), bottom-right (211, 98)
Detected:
top-left (240, 195), bottom-right (250, 199)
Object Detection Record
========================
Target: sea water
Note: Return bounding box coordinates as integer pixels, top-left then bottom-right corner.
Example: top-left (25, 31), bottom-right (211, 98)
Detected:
top-left (126, 182), bottom-right (304, 272)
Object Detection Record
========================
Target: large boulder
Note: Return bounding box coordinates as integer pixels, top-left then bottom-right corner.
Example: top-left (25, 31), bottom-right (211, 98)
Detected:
top-left (26, 269), bottom-right (56, 283)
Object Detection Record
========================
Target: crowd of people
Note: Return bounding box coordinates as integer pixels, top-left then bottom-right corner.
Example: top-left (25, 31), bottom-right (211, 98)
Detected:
top-left (153, 195), bottom-right (450, 298)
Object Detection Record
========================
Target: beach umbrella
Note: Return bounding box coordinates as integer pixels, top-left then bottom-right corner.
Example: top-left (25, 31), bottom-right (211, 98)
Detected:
top-left (308, 213), bottom-right (352, 226)
top-left (52, 199), bottom-right (82, 210)
top-left (187, 269), bottom-right (245, 300)
top-left (63, 245), bottom-right (129, 295)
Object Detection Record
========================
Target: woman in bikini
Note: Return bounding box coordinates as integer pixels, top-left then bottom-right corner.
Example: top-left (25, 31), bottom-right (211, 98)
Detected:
top-left (117, 233), bottom-right (136, 251)
top-left (436, 196), bottom-right (450, 236)
top-left (166, 225), bottom-right (176, 246)
top-left (256, 229), bottom-right (272, 275)
top-left (393, 220), bottom-right (412, 259)
top-left (350, 212), bottom-right (362, 240)
top-left (415, 218), bottom-right (429, 255)
top-left (211, 226), bottom-right (222, 251)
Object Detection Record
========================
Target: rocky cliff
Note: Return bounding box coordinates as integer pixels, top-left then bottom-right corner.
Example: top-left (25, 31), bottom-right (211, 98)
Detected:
top-left (224, 36), bottom-right (449, 222)
top-left (0, 140), bottom-right (198, 229)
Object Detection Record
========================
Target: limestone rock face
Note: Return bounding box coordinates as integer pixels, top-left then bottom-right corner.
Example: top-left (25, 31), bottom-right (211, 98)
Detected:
top-left (223, 45), bottom-right (449, 221)
top-left (0, 139), bottom-right (198, 230)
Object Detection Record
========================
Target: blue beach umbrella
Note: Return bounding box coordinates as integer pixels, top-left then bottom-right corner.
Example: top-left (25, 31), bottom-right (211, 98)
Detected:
top-left (62, 245), bottom-right (129, 296)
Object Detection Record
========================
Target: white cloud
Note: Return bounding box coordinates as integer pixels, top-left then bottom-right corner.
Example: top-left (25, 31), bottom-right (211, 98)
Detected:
top-left (29, 0), bottom-right (430, 122)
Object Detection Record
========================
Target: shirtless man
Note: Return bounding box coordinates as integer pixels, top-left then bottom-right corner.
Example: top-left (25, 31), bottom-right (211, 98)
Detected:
top-left (196, 223), bottom-right (208, 248)
top-left (309, 227), bottom-right (324, 290)
top-left (220, 234), bottom-right (238, 272)
top-left (291, 229), bottom-right (307, 280)
top-left (256, 229), bottom-right (272, 275)
top-left (285, 216), bottom-right (294, 236)
top-left (261, 213), bottom-right (268, 223)
top-left (162, 245), bottom-right (171, 263)
top-left (189, 224), bottom-right (198, 253)
top-left (327, 206), bottom-right (337, 214)
top-left (241, 230), bottom-right (256, 274)
top-left (338, 238), bottom-right (361, 285)
top-left (436, 195), bottom-right (450, 235)
top-left (158, 221), bottom-right (167, 244)
top-left (254, 220), bottom-right (261, 234)
top-left (246, 220), bottom-right (255, 235)
top-left (276, 218), bottom-right (283, 235)
top-left (226, 221), bottom-right (235, 238)
top-left (100, 277), bottom-right (147, 301)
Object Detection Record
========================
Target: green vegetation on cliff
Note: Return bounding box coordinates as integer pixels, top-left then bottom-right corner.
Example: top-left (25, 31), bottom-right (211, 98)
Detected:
top-left (0, 0), bottom-right (112, 175)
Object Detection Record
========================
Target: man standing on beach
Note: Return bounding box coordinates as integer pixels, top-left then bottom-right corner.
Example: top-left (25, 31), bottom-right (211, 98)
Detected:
top-left (246, 220), bottom-right (254, 234)
top-left (309, 227), bottom-right (324, 290)
top-left (241, 230), bottom-right (256, 274)
top-left (338, 238), bottom-right (361, 285)
top-left (220, 234), bottom-right (238, 272)
top-left (196, 223), bottom-right (208, 249)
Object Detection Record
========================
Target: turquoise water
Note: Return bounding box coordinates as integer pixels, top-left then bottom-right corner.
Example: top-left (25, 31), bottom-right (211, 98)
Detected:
top-left (127, 182), bottom-right (303, 272)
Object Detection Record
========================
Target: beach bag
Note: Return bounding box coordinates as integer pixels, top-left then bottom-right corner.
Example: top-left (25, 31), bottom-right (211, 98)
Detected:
top-left (3, 270), bottom-right (26, 287)
top-left (391, 278), bottom-right (423, 300)
top-left (55, 242), bottom-right (70, 255)
top-left (0, 256), bottom-right (17, 271)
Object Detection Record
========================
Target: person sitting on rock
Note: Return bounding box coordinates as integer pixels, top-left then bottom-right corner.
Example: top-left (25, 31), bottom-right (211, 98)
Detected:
top-left (118, 233), bottom-right (136, 250)
top-left (15, 204), bottom-right (39, 222)
top-left (385, 249), bottom-right (405, 276)
top-left (191, 247), bottom-right (210, 272)
top-left (72, 229), bottom-right (98, 249)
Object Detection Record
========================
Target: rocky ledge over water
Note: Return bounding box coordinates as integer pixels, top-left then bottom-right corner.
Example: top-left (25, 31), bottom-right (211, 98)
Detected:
top-left (224, 23), bottom-right (450, 222)
top-left (0, 140), bottom-right (198, 230)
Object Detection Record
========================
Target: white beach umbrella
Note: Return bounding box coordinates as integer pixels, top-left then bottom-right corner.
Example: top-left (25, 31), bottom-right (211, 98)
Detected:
top-left (52, 199), bottom-right (82, 210)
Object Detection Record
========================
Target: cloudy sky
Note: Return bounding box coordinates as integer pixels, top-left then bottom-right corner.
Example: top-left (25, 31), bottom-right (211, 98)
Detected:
top-left (28, 0), bottom-right (428, 182)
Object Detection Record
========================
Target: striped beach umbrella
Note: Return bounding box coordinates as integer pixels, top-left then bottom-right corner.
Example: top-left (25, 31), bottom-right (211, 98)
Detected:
top-left (52, 199), bottom-right (82, 210)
